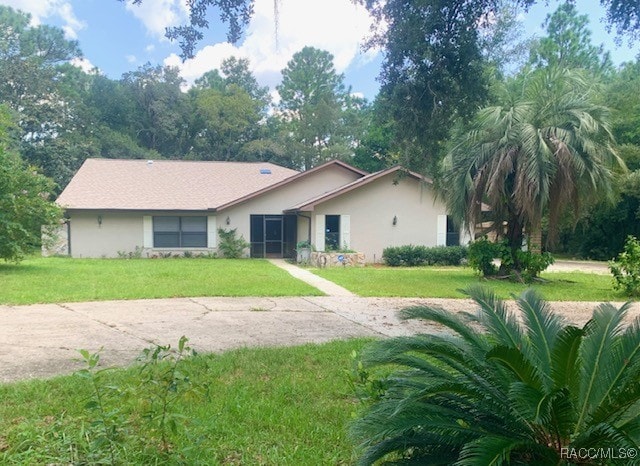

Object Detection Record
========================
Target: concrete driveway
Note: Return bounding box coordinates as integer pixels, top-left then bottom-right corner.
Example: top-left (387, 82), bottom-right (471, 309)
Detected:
top-left (0, 296), bottom-right (432, 383)
top-left (2, 294), bottom-right (638, 384)
top-left (547, 259), bottom-right (610, 274)
top-left (0, 258), bottom-right (631, 384)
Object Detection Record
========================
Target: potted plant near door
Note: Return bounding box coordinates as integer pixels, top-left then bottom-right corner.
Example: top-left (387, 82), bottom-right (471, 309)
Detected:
top-left (296, 240), bottom-right (312, 264)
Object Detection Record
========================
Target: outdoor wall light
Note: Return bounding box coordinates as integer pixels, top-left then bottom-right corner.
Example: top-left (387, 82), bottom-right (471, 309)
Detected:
top-left (392, 215), bottom-right (398, 226)
top-left (226, 216), bottom-right (230, 225)
top-left (97, 215), bottom-right (103, 227)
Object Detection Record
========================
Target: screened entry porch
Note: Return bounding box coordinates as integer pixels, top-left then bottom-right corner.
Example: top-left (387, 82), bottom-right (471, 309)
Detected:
top-left (249, 214), bottom-right (297, 259)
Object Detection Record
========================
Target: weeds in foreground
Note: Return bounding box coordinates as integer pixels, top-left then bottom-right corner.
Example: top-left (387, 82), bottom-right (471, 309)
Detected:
top-left (137, 335), bottom-right (207, 453)
top-left (76, 349), bottom-right (129, 465)
top-left (76, 336), bottom-right (204, 463)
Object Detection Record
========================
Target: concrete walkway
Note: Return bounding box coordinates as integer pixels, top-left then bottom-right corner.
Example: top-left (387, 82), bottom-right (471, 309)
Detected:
top-left (268, 259), bottom-right (356, 296)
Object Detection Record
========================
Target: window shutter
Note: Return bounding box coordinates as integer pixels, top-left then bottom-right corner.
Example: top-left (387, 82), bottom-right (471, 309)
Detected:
top-left (143, 216), bottom-right (153, 248)
top-left (207, 215), bottom-right (217, 248)
top-left (315, 215), bottom-right (325, 251)
top-left (340, 215), bottom-right (351, 249)
top-left (436, 215), bottom-right (447, 246)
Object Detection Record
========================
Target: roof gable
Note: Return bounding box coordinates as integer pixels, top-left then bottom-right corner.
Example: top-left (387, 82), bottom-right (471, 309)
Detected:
top-left (56, 159), bottom-right (299, 211)
top-left (285, 166), bottom-right (432, 212)
top-left (214, 159), bottom-right (368, 212)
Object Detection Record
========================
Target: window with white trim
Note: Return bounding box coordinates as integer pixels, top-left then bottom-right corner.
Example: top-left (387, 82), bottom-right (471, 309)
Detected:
top-left (153, 216), bottom-right (207, 248)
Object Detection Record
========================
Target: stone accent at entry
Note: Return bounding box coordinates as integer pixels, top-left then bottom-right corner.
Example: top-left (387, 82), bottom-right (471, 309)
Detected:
top-left (311, 251), bottom-right (365, 267)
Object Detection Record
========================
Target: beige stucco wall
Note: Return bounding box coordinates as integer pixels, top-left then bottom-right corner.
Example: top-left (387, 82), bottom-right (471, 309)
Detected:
top-left (68, 211), bottom-right (144, 258)
top-left (68, 211), bottom-right (216, 258)
top-left (219, 164), bottom-right (362, 245)
top-left (309, 173), bottom-right (448, 263)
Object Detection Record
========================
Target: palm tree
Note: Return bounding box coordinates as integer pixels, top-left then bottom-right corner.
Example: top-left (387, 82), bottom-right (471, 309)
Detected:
top-left (350, 286), bottom-right (640, 465)
top-left (443, 68), bottom-right (623, 275)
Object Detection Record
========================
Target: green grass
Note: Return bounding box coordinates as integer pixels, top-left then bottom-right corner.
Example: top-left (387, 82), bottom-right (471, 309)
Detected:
top-left (0, 339), bottom-right (372, 465)
top-left (0, 257), bottom-right (322, 305)
top-left (312, 266), bottom-right (625, 301)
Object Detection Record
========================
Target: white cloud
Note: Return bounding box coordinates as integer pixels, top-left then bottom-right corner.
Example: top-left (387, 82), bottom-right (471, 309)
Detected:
top-left (57, 2), bottom-right (84, 39)
top-left (70, 57), bottom-right (98, 74)
top-left (123, 0), bottom-right (188, 40)
top-left (164, 0), bottom-right (378, 90)
top-left (126, 54), bottom-right (138, 64)
top-left (0, 0), bottom-right (86, 39)
top-left (164, 42), bottom-right (246, 85)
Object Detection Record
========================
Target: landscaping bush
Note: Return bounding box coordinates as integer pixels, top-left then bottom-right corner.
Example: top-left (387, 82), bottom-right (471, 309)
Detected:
top-left (217, 228), bottom-right (249, 258)
top-left (469, 237), bottom-right (554, 281)
top-left (382, 245), bottom-right (467, 266)
top-left (516, 249), bottom-right (554, 282)
top-left (467, 236), bottom-right (500, 275)
top-left (609, 235), bottom-right (640, 297)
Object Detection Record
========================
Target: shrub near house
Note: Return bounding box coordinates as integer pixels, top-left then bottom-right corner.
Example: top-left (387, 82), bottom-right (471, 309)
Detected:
top-left (382, 245), bottom-right (467, 267)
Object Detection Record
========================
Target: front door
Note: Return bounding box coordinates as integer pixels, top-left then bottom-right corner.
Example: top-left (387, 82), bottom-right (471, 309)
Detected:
top-left (264, 216), bottom-right (283, 257)
top-left (250, 215), bottom-right (297, 258)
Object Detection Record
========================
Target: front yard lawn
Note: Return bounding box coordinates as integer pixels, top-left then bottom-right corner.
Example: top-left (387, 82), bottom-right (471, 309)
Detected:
top-left (0, 339), bottom-right (371, 465)
top-left (0, 257), bottom-right (322, 305)
top-left (312, 266), bottom-right (624, 302)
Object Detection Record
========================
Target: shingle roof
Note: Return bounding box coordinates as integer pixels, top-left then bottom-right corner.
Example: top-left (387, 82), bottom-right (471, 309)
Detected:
top-left (56, 159), bottom-right (299, 210)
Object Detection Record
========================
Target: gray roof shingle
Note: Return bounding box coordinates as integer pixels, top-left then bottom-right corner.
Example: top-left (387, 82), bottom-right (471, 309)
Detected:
top-left (56, 158), bottom-right (299, 210)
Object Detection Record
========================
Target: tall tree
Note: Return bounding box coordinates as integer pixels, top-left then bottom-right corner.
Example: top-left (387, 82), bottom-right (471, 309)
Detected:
top-left (606, 59), bottom-right (640, 147)
top-left (479, 2), bottom-right (533, 78)
top-left (121, 63), bottom-right (190, 157)
top-left (190, 57), bottom-right (275, 161)
top-left (528, 2), bottom-right (613, 74)
top-left (192, 84), bottom-right (262, 160)
top-left (276, 46), bottom-right (356, 169)
top-left (554, 59), bottom-right (640, 259)
top-left (220, 56), bottom-right (271, 110)
top-left (0, 106), bottom-right (61, 262)
top-left (0, 6), bottom-right (83, 186)
top-left (359, 0), bottom-right (495, 172)
top-left (122, 0), bottom-right (254, 59)
top-left (357, 0), bottom-right (640, 172)
top-left (443, 68), bottom-right (622, 275)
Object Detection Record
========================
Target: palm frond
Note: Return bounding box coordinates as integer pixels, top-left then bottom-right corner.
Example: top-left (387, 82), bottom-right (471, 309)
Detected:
top-left (464, 285), bottom-right (524, 349)
top-left (486, 346), bottom-right (544, 391)
top-left (399, 306), bottom-right (487, 351)
top-left (588, 314), bottom-right (640, 427)
top-left (456, 436), bottom-right (556, 466)
top-left (550, 325), bottom-right (583, 392)
top-left (571, 422), bottom-right (638, 451)
top-left (575, 302), bottom-right (630, 434)
top-left (516, 289), bottom-right (565, 387)
top-left (351, 287), bottom-right (640, 465)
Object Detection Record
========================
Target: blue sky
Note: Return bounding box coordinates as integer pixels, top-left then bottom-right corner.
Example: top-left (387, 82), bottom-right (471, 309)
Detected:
top-left (1, 0), bottom-right (638, 101)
